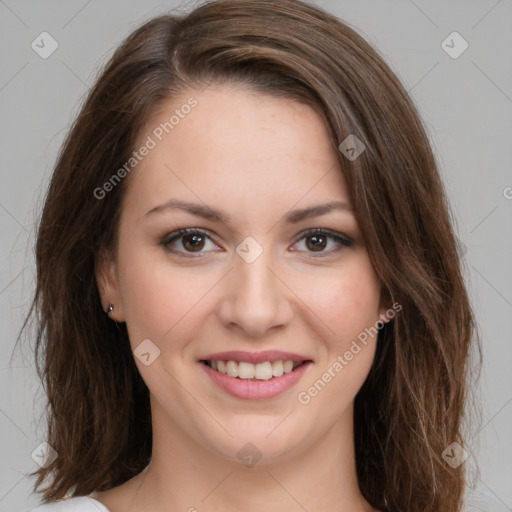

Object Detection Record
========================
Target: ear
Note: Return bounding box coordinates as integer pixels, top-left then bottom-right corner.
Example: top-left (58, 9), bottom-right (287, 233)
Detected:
top-left (95, 249), bottom-right (125, 322)
top-left (377, 287), bottom-right (395, 325)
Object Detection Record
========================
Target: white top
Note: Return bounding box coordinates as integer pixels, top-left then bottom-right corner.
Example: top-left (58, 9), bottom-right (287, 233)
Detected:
top-left (28, 496), bottom-right (110, 512)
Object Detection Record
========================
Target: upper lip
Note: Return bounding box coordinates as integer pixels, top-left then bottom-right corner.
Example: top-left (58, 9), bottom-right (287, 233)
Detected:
top-left (199, 350), bottom-right (312, 364)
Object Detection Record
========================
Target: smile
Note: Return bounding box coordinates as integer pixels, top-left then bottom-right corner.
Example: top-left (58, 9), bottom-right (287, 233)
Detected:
top-left (198, 350), bottom-right (313, 400)
top-left (203, 359), bottom-right (304, 380)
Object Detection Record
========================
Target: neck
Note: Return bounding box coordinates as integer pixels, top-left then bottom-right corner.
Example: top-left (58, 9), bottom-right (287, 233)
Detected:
top-left (105, 399), bottom-right (375, 512)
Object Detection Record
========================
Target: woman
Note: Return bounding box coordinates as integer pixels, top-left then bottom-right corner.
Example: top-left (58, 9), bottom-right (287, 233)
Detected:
top-left (25, 0), bottom-right (480, 510)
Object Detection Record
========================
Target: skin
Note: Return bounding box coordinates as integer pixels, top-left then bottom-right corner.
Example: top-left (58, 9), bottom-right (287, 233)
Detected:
top-left (94, 84), bottom-right (388, 512)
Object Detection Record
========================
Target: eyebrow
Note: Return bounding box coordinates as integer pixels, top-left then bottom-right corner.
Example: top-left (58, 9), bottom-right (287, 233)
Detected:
top-left (145, 199), bottom-right (353, 225)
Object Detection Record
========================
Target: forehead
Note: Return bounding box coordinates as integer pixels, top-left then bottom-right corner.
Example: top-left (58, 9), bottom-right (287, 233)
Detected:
top-left (125, 84), bottom-right (350, 218)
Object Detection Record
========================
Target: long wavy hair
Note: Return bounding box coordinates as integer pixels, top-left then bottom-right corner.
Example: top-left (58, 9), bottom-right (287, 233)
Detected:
top-left (22, 0), bottom-right (481, 510)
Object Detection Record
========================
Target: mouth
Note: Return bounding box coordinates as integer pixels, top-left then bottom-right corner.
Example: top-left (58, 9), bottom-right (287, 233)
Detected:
top-left (200, 359), bottom-right (309, 381)
top-left (198, 351), bottom-right (313, 400)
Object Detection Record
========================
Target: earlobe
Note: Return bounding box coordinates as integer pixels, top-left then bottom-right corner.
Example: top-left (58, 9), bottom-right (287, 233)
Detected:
top-left (378, 307), bottom-right (392, 325)
top-left (377, 288), bottom-right (395, 325)
top-left (95, 250), bottom-right (125, 322)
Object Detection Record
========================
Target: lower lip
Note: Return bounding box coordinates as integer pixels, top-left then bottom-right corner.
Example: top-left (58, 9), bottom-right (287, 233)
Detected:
top-left (200, 361), bottom-right (312, 400)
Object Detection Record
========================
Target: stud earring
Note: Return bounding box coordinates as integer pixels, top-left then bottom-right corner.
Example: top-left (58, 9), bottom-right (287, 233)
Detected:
top-left (105, 303), bottom-right (114, 315)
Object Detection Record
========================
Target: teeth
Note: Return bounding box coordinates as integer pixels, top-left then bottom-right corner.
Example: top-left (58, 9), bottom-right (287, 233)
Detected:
top-left (283, 360), bottom-right (294, 373)
top-left (238, 361), bottom-right (255, 379)
top-left (208, 359), bottom-right (302, 380)
top-left (255, 362), bottom-right (273, 380)
top-left (226, 360), bottom-right (238, 378)
top-left (272, 360), bottom-right (284, 377)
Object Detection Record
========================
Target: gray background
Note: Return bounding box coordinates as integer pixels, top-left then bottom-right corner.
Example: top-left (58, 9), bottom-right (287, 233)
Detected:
top-left (1, 0), bottom-right (511, 511)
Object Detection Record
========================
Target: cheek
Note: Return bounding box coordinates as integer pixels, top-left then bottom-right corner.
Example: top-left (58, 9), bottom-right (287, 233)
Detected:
top-left (295, 262), bottom-right (382, 413)
top-left (117, 229), bottom-right (381, 354)
top-left (296, 257), bottom-right (382, 350)
top-left (333, 276), bottom-right (381, 340)
top-left (115, 241), bottom-right (199, 342)
top-left (116, 244), bottom-right (227, 355)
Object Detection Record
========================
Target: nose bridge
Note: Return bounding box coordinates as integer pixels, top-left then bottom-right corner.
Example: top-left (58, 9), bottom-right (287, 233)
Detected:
top-left (217, 236), bottom-right (292, 336)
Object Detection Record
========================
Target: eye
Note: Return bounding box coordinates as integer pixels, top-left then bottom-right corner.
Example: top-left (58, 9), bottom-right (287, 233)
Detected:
top-left (160, 227), bottom-right (353, 258)
top-left (291, 228), bottom-right (353, 257)
top-left (160, 228), bottom-right (220, 257)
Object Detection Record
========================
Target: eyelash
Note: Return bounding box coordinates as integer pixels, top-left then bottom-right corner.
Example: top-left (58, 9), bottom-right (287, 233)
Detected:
top-left (160, 228), bottom-right (353, 258)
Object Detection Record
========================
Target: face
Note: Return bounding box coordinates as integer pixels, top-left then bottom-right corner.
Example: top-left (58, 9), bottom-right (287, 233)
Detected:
top-left (97, 84), bottom-right (390, 465)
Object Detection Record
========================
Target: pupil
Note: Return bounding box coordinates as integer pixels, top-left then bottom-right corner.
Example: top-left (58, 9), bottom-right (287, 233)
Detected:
top-left (307, 235), bottom-right (325, 251)
top-left (182, 234), bottom-right (327, 252)
top-left (184, 234), bottom-right (204, 251)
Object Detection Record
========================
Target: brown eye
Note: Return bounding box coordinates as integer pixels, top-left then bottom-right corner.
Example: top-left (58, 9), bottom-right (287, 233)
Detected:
top-left (305, 233), bottom-right (328, 252)
top-left (181, 233), bottom-right (206, 252)
top-left (161, 229), bottom-right (219, 256)
top-left (292, 229), bottom-right (353, 257)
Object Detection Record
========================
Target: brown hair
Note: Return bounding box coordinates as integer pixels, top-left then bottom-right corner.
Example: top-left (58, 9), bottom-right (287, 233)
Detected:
top-left (23, 0), bottom-right (481, 510)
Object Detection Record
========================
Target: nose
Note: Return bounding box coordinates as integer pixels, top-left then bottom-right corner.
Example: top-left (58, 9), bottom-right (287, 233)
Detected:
top-left (216, 242), bottom-right (294, 337)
